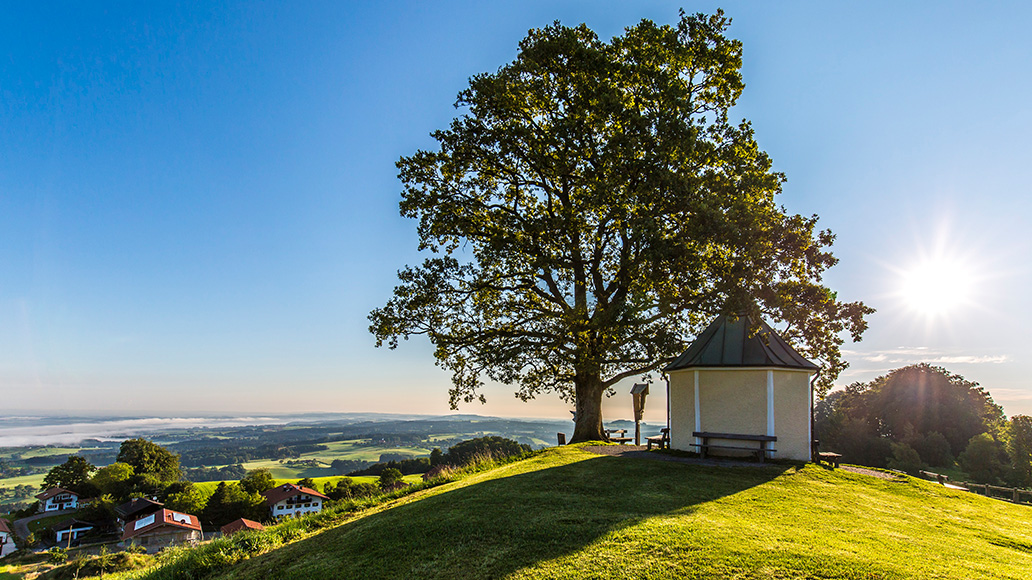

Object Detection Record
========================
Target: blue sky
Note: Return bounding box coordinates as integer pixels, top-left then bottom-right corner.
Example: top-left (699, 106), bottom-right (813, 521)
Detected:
top-left (2, 1), bottom-right (1030, 421)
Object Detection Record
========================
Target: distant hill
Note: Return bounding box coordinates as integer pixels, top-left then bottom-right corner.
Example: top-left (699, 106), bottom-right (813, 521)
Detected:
top-left (195, 446), bottom-right (1032, 579)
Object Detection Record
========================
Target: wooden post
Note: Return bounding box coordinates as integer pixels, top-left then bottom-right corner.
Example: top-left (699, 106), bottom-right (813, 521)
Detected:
top-left (1013, 487), bottom-right (1020, 503)
top-left (557, 433), bottom-right (566, 446)
top-left (631, 383), bottom-right (649, 446)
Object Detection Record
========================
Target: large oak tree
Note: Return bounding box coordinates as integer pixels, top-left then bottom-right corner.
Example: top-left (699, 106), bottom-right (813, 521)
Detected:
top-left (370, 11), bottom-right (871, 442)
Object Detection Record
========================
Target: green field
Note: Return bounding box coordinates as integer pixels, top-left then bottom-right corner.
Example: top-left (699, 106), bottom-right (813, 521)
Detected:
top-left (200, 445), bottom-right (1032, 579)
top-left (230, 441), bottom-right (431, 480)
top-left (193, 474), bottom-right (424, 498)
top-left (0, 439), bottom-right (437, 493)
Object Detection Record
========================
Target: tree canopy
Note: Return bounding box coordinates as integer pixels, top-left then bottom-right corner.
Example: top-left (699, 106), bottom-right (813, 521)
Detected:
top-left (42, 455), bottom-right (96, 494)
top-left (239, 468), bottom-right (276, 495)
top-left (370, 10), bottom-right (870, 441)
top-left (117, 438), bottom-right (182, 483)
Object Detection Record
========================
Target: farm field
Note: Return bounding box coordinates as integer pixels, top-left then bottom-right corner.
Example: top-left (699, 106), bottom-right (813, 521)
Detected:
top-left (194, 474), bottom-right (424, 498)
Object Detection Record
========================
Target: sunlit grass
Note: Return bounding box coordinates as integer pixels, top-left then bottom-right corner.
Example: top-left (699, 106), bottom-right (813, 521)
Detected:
top-left (209, 446), bottom-right (1032, 580)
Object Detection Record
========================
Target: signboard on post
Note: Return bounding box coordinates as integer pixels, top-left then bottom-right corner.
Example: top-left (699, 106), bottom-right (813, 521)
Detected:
top-left (631, 383), bottom-right (649, 445)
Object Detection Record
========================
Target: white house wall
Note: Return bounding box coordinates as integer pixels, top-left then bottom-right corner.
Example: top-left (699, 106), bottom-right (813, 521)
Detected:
top-left (0, 532), bottom-right (15, 557)
top-left (668, 367), bottom-right (813, 461)
top-left (271, 498), bottom-right (322, 518)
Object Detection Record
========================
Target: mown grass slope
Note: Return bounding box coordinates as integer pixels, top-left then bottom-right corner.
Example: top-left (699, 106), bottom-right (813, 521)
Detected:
top-left (188, 445), bottom-right (1032, 579)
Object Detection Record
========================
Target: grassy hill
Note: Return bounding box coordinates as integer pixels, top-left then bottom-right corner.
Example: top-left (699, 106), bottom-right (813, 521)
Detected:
top-left (14, 445), bottom-right (1019, 579)
top-left (141, 445), bottom-right (1032, 580)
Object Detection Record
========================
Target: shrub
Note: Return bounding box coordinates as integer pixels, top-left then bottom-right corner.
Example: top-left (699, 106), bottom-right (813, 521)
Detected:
top-left (887, 442), bottom-right (924, 475)
top-left (910, 431), bottom-right (953, 468)
top-left (959, 433), bottom-right (1009, 484)
top-left (47, 547), bottom-right (68, 564)
top-left (378, 468), bottom-right (404, 490)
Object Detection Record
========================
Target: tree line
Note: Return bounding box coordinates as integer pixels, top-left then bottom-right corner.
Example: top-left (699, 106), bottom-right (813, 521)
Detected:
top-left (817, 364), bottom-right (1032, 487)
top-left (25, 435), bottom-right (533, 530)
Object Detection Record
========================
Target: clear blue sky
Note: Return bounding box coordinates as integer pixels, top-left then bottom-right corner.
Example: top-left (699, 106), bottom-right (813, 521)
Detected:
top-left (2, 1), bottom-right (1030, 422)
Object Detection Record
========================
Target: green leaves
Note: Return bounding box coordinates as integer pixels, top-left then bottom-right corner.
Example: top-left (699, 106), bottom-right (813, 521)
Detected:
top-left (371, 10), bottom-right (870, 426)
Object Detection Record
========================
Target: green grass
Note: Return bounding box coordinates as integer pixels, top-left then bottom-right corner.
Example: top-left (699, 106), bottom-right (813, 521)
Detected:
top-left (0, 472), bottom-right (46, 490)
top-left (198, 445), bottom-right (1032, 580)
top-left (229, 441), bottom-right (433, 480)
top-left (28, 512), bottom-right (71, 534)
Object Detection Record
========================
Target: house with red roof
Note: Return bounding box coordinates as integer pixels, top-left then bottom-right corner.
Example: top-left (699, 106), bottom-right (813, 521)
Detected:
top-left (261, 483), bottom-right (328, 519)
top-left (121, 509), bottom-right (201, 552)
top-left (220, 518), bottom-right (265, 536)
top-left (0, 518), bottom-right (15, 558)
top-left (35, 487), bottom-right (79, 513)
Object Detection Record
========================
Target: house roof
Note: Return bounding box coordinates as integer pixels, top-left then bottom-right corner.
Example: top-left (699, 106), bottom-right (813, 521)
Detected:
top-left (35, 487), bottom-right (77, 501)
top-left (0, 518), bottom-right (12, 535)
top-left (121, 509), bottom-right (201, 541)
top-left (220, 518), bottom-right (265, 535)
top-left (115, 497), bottom-right (164, 519)
top-left (261, 483), bottom-right (329, 506)
top-left (53, 518), bottom-right (96, 531)
top-left (665, 314), bottom-right (818, 372)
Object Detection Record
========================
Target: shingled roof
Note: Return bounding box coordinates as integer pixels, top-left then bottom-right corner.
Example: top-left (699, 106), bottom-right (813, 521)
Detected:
top-left (261, 483), bottom-right (328, 506)
top-left (121, 509), bottom-right (201, 541)
top-left (665, 314), bottom-right (818, 372)
top-left (35, 487), bottom-right (77, 501)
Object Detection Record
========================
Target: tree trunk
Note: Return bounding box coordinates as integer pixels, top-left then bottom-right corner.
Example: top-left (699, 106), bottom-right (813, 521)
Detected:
top-left (570, 372), bottom-right (607, 442)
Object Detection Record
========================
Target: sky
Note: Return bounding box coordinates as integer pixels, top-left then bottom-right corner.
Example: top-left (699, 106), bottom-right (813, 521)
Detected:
top-left (1, 1), bottom-right (1031, 423)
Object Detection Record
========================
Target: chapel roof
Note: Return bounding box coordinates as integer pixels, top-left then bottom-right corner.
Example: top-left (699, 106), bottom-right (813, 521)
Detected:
top-left (665, 314), bottom-right (818, 372)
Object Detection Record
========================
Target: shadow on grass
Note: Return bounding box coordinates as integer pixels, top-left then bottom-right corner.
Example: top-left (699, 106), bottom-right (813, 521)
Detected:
top-left (222, 451), bottom-right (791, 580)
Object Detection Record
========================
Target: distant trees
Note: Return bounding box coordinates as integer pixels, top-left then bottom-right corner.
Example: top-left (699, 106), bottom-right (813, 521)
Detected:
top-left (816, 365), bottom-right (1032, 487)
top-left (90, 462), bottom-right (135, 497)
top-left (296, 477), bottom-right (317, 490)
top-left (350, 457), bottom-right (430, 477)
top-left (239, 468), bottom-right (277, 495)
top-left (201, 482), bottom-right (264, 527)
top-left (442, 437), bottom-right (530, 466)
top-left (958, 433), bottom-right (1010, 484)
top-left (378, 468), bottom-right (404, 491)
top-left (182, 464), bottom-right (247, 482)
top-left (323, 477), bottom-right (378, 501)
top-left (1006, 415), bottom-right (1032, 488)
top-left (117, 438), bottom-right (182, 484)
top-left (817, 364), bottom-right (1003, 468)
top-left (164, 482), bottom-right (207, 515)
top-left (330, 459), bottom-right (371, 475)
top-left (42, 456), bottom-right (96, 494)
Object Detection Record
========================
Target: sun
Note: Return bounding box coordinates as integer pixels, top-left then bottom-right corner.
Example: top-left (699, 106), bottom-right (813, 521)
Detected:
top-left (898, 257), bottom-right (974, 317)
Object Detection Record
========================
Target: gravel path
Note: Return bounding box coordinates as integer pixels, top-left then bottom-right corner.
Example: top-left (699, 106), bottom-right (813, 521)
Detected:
top-left (583, 446), bottom-right (906, 479)
top-left (839, 465), bottom-right (902, 480)
top-left (581, 445), bottom-right (775, 468)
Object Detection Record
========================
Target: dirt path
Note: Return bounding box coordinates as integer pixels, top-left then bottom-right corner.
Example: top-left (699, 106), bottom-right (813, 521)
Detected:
top-left (581, 445), bottom-right (774, 468)
top-left (582, 446), bottom-right (907, 480)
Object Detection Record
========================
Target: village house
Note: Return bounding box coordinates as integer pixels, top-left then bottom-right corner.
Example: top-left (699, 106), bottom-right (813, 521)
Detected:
top-left (121, 508), bottom-right (202, 552)
top-left (220, 518), bottom-right (265, 536)
top-left (665, 313), bottom-right (818, 462)
top-left (261, 483), bottom-right (328, 519)
top-left (35, 487), bottom-right (79, 513)
top-left (52, 519), bottom-right (96, 546)
top-left (115, 497), bottom-right (163, 527)
top-left (0, 518), bottom-right (15, 558)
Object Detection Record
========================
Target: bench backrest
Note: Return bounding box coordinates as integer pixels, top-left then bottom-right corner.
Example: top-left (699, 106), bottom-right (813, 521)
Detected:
top-left (693, 431), bottom-right (777, 442)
